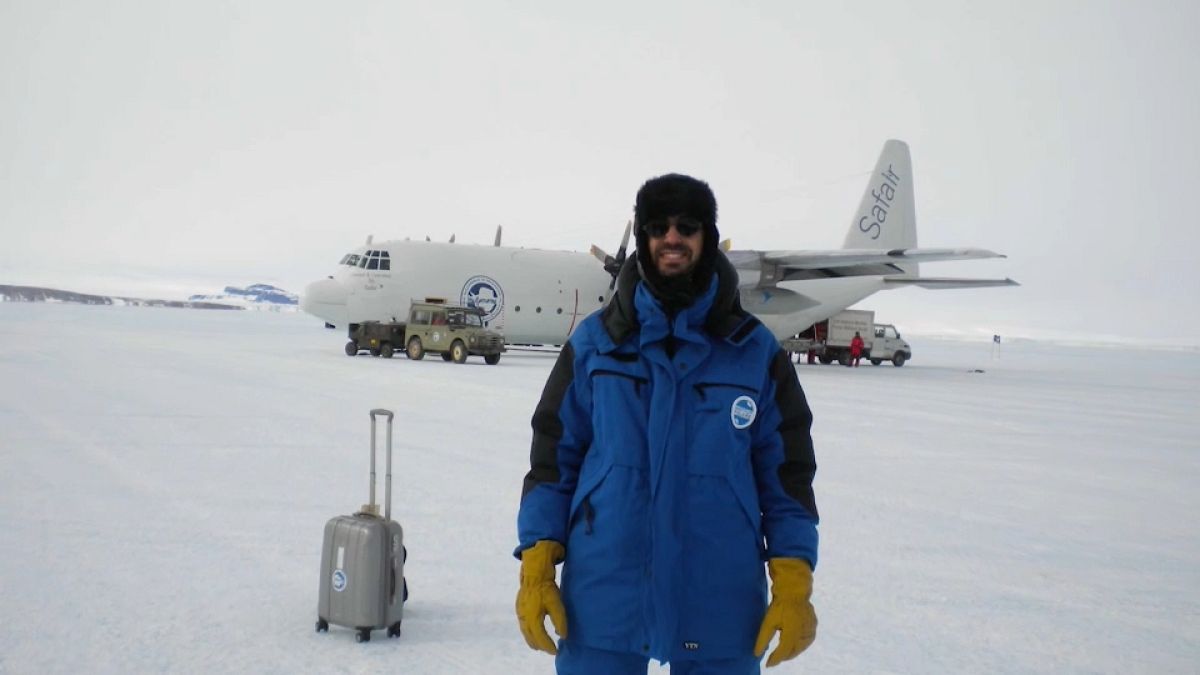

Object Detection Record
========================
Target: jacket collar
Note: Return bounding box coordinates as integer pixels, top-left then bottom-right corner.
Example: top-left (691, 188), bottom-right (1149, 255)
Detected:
top-left (633, 273), bottom-right (717, 349)
top-left (600, 249), bottom-right (749, 348)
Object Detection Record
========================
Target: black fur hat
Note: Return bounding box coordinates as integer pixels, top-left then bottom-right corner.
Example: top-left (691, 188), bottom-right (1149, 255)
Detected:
top-left (632, 173), bottom-right (720, 310)
top-left (633, 173), bottom-right (719, 252)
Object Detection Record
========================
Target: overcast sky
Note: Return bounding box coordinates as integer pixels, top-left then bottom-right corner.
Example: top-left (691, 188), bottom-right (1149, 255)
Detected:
top-left (2, 1), bottom-right (1197, 342)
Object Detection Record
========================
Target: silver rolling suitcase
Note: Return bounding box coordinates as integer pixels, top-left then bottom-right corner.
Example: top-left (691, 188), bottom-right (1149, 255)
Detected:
top-left (316, 409), bottom-right (407, 643)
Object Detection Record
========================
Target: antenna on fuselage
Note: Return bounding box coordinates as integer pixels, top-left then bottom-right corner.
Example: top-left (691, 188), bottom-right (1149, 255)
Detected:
top-left (449, 234), bottom-right (456, 243)
top-left (366, 235), bottom-right (374, 245)
top-left (494, 225), bottom-right (503, 247)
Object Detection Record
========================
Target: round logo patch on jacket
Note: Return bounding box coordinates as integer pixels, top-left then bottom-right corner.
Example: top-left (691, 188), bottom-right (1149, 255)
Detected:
top-left (731, 395), bottom-right (757, 429)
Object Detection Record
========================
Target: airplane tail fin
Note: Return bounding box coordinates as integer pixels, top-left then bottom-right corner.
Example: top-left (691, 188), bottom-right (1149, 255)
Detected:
top-left (844, 139), bottom-right (918, 275)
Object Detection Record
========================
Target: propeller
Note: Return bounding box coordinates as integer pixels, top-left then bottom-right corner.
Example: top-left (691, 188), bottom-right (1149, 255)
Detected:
top-left (589, 220), bottom-right (632, 293)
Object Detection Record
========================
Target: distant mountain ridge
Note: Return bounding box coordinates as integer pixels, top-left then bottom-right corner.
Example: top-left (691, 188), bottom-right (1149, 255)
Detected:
top-left (0, 284), bottom-right (243, 309)
top-left (188, 283), bottom-right (299, 309)
top-left (0, 283), bottom-right (300, 311)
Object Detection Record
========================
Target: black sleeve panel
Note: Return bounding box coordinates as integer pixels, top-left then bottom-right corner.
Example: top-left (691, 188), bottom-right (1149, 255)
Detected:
top-left (770, 348), bottom-right (819, 520)
top-left (521, 342), bottom-right (577, 500)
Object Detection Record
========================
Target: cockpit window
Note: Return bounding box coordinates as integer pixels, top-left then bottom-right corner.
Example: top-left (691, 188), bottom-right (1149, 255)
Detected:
top-left (348, 249), bottom-right (391, 271)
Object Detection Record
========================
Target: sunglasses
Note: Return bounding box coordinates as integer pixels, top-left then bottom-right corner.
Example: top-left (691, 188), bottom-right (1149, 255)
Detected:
top-left (642, 217), bottom-right (703, 238)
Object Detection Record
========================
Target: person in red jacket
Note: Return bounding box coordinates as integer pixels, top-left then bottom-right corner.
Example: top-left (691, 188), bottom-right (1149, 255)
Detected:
top-left (849, 331), bottom-right (865, 367)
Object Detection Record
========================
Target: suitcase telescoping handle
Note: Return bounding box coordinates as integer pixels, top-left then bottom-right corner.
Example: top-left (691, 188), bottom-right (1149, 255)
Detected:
top-left (368, 408), bottom-right (395, 521)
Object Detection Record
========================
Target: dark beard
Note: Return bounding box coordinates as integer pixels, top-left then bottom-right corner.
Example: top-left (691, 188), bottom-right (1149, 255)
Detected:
top-left (637, 250), bottom-right (716, 316)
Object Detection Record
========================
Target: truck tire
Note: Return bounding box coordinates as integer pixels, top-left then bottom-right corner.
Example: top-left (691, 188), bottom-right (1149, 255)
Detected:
top-left (838, 352), bottom-right (851, 367)
top-left (345, 341), bottom-right (358, 356)
top-left (380, 343), bottom-right (394, 359)
top-left (818, 356), bottom-right (833, 365)
top-left (484, 353), bottom-right (501, 365)
top-left (441, 352), bottom-right (453, 362)
top-left (893, 352), bottom-right (907, 367)
top-left (406, 337), bottom-right (425, 361)
top-left (870, 358), bottom-right (882, 366)
top-left (450, 340), bottom-right (468, 364)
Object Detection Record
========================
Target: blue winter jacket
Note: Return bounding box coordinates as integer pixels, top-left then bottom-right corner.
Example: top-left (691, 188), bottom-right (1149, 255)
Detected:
top-left (517, 252), bottom-right (818, 663)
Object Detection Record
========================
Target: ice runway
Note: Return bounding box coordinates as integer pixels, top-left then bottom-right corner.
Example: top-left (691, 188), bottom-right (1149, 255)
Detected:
top-left (1, 303), bottom-right (1197, 674)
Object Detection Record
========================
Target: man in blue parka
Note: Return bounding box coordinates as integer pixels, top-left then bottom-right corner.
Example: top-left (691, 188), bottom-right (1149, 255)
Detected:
top-left (516, 174), bottom-right (819, 674)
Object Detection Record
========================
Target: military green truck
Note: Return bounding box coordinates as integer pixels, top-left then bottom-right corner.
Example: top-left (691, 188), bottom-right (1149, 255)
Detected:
top-left (345, 301), bottom-right (505, 364)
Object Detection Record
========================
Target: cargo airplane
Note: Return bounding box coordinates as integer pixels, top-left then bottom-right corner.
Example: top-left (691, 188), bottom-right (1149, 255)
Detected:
top-left (300, 140), bottom-right (1016, 345)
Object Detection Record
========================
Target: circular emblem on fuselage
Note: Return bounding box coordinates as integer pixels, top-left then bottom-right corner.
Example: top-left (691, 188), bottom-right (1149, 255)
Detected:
top-left (731, 396), bottom-right (757, 429)
top-left (460, 275), bottom-right (504, 324)
top-left (331, 569), bottom-right (347, 592)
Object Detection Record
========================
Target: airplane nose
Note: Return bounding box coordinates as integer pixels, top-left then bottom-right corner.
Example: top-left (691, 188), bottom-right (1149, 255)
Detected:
top-left (300, 278), bottom-right (348, 326)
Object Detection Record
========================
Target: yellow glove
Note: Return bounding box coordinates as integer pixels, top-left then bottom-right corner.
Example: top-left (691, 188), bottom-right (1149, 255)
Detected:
top-left (754, 558), bottom-right (818, 667)
top-left (516, 540), bottom-right (568, 654)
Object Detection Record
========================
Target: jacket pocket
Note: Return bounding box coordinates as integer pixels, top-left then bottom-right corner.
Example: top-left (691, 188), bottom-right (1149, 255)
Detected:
top-left (562, 462), bottom-right (650, 648)
top-left (589, 366), bottom-right (650, 468)
top-left (687, 381), bottom-right (759, 476)
top-left (569, 455), bottom-right (611, 527)
top-left (686, 380), bottom-right (766, 553)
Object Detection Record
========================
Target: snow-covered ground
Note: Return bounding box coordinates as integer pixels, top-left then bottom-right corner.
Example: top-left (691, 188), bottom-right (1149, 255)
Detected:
top-left (1, 304), bottom-right (1196, 674)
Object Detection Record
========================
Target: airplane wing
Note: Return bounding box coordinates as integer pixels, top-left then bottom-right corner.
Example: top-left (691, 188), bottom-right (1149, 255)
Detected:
top-left (727, 247), bottom-right (1011, 287)
top-left (757, 247), bottom-right (1006, 268)
top-left (883, 277), bottom-right (1020, 288)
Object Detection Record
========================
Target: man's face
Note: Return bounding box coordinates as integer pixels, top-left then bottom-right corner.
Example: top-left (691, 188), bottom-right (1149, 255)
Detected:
top-left (645, 215), bottom-right (705, 277)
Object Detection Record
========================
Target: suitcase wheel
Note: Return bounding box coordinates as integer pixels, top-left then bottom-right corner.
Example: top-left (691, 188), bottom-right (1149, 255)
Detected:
top-left (315, 618), bottom-right (328, 633)
top-left (387, 621), bottom-right (402, 638)
top-left (355, 628), bottom-right (372, 643)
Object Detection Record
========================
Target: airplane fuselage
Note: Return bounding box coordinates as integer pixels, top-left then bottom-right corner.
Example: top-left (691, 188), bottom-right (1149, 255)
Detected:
top-left (302, 240), bottom-right (885, 345)
top-left (303, 240), bottom-right (613, 345)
